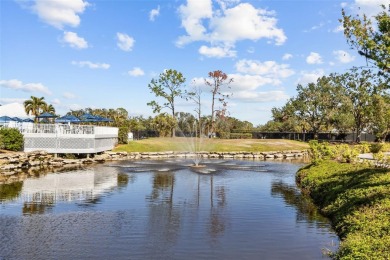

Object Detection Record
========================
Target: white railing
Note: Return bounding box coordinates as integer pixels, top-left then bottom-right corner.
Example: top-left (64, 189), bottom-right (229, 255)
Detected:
top-left (12, 123), bottom-right (119, 154)
top-left (15, 123), bottom-right (118, 136)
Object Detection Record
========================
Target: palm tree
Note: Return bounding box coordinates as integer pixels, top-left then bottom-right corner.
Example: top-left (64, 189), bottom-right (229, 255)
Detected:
top-left (42, 103), bottom-right (56, 114)
top-left (23, 96), bottom-right (47, 123)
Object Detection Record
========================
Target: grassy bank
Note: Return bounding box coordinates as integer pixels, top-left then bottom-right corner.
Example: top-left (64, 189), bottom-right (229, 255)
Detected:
top-left (113, 137), bottom-right (309, 153)
top-left (297, 161), bottom-right (390, 259)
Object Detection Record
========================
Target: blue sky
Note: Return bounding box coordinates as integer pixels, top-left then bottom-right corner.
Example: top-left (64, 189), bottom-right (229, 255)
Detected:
top-left (1, 0), bottom-right (388, 125)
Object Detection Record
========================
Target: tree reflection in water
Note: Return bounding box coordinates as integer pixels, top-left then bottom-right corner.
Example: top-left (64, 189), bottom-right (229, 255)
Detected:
top-left (271, 180), bottom-right (329, 224)
top-left (0, 181), bottom-right (23, 202)
top-left (145, 171), bottom-right (181, 256)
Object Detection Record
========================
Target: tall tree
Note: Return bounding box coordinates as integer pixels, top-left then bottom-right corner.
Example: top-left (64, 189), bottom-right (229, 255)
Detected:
top-left (370, 93), bottom-right (390, 141)
top-left (204, 70), bottom-right (233, 136)
top-left (42, 103), bottom-right (55, 114)
top-left (270, 100), bottom-right (302, 132)
top-left (147, 69), bottom-right (186, 137)
top-left (292, 75), bottom-right (343, 139)
top-left (187, 84), bottom-right (203, 136)
top-left (338, 68), bottom-right (388, 142)
top-left (23, 96), bottom-right (47, 123)
top-left (341, 4), bottom-right (390, 73)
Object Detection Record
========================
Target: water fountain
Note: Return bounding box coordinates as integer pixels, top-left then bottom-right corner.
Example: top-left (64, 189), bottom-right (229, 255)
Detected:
top-left (177, 121), bottom-right (206, 168)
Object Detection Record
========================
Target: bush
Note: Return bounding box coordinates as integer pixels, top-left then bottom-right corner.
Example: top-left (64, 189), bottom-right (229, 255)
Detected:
top-left (297, 161), bottom-right (390, 259)
top-left (216, 131), bottom-right (230, 139)
top-left (308, 140), bottom-right (335, 164)
top-left (118, 126), bottom-right (130, 144)
top-left (0, 128), bottom-right (24, 151)
top-left (334, 144), bottom-right (359, 163)
top-left (354, 142), bottom-right (370, 153)
top-left (229, 133), bottom-right (252, 139)
top-left (370, 142), bottom-right (384, 153)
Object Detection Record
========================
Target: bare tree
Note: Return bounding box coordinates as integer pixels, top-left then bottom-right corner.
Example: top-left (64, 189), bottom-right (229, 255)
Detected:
top-left (205, 70), bottom-right (233, 136)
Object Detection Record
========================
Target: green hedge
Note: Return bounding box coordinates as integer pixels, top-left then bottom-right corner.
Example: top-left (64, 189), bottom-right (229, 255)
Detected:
top-left (229, 133), bottom-right (252, 139)
top-left (0, 128), bottom-right (24, 151)
top-left (297, 161), bottom-right (390, 259)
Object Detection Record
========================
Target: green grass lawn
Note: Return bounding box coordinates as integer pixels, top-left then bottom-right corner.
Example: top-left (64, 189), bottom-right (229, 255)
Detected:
top-left (113, 137), bottom-right (309, 153)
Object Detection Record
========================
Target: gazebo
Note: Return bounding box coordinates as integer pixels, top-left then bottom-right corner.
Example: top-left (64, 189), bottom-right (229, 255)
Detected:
top-left (55, 115), bottom-right (81, 124)
top-left (37, 112), bottom-right (57, 123)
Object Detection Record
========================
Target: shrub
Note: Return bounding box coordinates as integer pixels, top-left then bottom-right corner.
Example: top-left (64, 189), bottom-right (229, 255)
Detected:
top-left (0, 128), bottom-right (24, 151)
top-left (334, 144), bottom-right (359, 163)
top-left (308, 140), bottom-right (335, 164)
top-left (229, 133), bottom-right (252, 139)
top-left (354, 142), bottom-right (370, 153)
top-left (118, 126), bottom-right (130, 144)
top-left (217, 131), bottom-right (230, 139)
top-left (370, 143), bottom-right (384, 153)
top-left (297, 162), bottom-right (390, 259)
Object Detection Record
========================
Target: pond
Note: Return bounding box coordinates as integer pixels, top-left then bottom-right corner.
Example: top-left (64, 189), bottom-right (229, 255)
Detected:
top-left (0, 159), bottom-right (338, 259)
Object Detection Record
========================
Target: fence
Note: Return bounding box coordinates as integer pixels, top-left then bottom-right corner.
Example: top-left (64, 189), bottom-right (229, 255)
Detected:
top-left (251, 132), bottom-right (390, 142)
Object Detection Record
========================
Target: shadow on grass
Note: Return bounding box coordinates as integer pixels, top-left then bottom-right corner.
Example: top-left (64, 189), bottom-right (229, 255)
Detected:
top-left (300, 162), bottom-right (390, 237)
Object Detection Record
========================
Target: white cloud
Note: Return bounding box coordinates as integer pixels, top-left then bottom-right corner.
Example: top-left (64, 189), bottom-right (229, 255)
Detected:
top-left (208, 3), bottom-right (286, 45)
top-left (63, 92), bottom-right (77, 99)
top-left (332, 24), bottom-right (344, 33)
top-left (71, 60), bottom-right (110, 69)
top-left (177, 1), bottom-right (286, 56)
top-left (128, 67), bottom-right (145, 77)
top-left (235, 60), bottom-right (295, 79)
top-left (32, 0), bottom-right (89, 29)
top-left (296, 69), bottom-right (325, 85)
top-left (306, 52), bottom-right (323, 64)
top-left (232, 90), bottom-right (289, 103)
top-left (191, 71), bottom-right (289, 103)
top-left (304, 22), bottom-right (326, 33)
top-left (116, 32), bottom-right (135, 52)
top-left (0, 98), bottom-right (27, 105)
top-left (62, 31), bottom-right (88, 49)
top-left (282, 53), bottom-right (293, 60)
top-left (333, 50), bottom-right (356, 63)
top-left (199, 45), bottom-right (236, 58)
top-left (229, 73), bottom-right (275, 91)
top-left (149, 5), bottom-right (160, 21)
top-left (177, 0), bottom-right (212, 46)
top-left (0, 79), bottom-right (52, 95)
top-left (353, 0), bottom-right (389, 18)
top-left (51, 98), bottom-right (61, 105)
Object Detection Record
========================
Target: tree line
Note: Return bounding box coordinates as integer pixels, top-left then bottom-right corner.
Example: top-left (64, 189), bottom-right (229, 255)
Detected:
top-left (259, 4), bottom-right (390, 142)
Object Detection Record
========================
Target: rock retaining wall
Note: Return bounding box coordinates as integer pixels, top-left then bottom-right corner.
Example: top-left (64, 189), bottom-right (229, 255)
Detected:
top-left (0, 150), bottom-right (309, 180)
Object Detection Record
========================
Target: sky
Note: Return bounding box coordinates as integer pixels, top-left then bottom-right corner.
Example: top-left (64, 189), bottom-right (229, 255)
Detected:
top-left (1, 0), bottom-right (389, 125)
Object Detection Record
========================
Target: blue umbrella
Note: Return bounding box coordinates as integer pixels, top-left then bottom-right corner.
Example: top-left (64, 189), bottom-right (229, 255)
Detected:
top-left (94, 115), bottom-right (113, 122)
top-left (0, 116), bottom-right (13, 123)
top-left (79, 114), bottom-right (111, 123)
top-left (37, 112), bottom-right (57, 118)
top-left (22, 118), bottom-right (34, 122)
top-left (55, 115), bottom-right (81, 123)
top-left (79, 113), bottom-right (98, 122)
top-left (11, 117), bottom-right (23, 122)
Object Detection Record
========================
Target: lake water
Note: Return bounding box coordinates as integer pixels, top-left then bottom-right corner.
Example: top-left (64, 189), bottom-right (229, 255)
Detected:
top-left (0, 159), bottom-right (338, 259)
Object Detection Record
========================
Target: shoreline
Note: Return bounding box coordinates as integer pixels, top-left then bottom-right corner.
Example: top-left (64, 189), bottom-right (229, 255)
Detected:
top-left (0, 150), bottom-right (309, 184)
